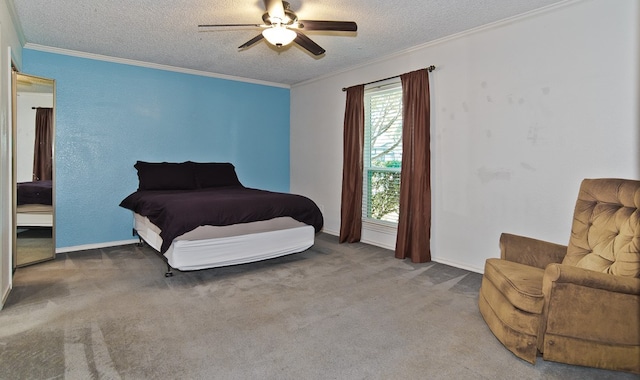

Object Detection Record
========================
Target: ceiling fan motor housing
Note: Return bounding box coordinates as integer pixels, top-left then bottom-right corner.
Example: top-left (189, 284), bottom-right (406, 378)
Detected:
top-left (261, 8), bottom-right (298, 26)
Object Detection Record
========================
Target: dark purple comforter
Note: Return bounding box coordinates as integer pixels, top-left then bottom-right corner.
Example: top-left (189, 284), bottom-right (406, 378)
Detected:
top-left (17, 180), bottom-right (53, 205)
top-left (119, 186), bottom-right (324, 253)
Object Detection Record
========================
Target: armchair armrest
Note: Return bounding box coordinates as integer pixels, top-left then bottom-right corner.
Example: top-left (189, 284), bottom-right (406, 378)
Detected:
top-left (500, 233), bottom-right (567, 269)
top-left (543, 263), bottom-right (640, 295)
top-left (540, 263), bottom-right (640, 351)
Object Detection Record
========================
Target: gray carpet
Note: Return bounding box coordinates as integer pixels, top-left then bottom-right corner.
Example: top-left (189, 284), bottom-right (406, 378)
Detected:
top-left (0, 233), bottom-right (636, 380)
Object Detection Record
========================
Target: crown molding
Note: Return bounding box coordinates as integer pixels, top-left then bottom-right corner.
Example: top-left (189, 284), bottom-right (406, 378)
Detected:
top-left (24, 43), bottom-right (290, 89)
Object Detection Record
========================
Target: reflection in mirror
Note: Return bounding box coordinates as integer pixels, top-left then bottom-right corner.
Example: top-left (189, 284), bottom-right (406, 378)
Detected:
top-left (13, 72), bottom-right (55, 268)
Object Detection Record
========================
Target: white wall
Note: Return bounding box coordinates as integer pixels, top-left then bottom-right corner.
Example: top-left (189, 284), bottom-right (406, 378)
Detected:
top-left (0, 0), bottom-right (23, 308)
top-left (290, 0), bottom-right (639, 273)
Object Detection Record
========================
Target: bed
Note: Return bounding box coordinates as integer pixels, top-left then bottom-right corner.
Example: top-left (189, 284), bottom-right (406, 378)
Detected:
top-left (119, 161), bottom-right (323, 275)
top-left (16, 180), bottom-right (53, 227)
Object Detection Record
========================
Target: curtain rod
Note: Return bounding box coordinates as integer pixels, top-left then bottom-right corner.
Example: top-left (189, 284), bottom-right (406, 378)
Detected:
top-left (341, 65), bottom-right (435, 92)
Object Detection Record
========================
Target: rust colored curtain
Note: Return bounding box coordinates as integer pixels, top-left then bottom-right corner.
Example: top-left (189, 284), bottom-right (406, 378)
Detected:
top-left (395, 69), bottom-right (431, 262)
top-left (33, 107), bottom-right (53, 181)
top-left (339, 85), bottom-right (365, 243)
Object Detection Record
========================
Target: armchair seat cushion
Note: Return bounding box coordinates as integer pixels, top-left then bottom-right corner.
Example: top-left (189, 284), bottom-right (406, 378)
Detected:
top-left (484, 258), bottom-right (545, 314)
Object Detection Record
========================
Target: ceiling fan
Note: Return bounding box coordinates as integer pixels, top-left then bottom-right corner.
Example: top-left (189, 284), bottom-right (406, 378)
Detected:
top-left (198, 0), bottom-right (357, 56)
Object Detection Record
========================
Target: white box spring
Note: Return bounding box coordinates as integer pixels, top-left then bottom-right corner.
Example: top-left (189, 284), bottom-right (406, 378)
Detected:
top-left (133, 213), bottom-right (314, 271)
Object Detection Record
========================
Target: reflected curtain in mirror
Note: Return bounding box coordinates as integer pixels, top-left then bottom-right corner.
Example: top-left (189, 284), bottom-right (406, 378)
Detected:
top-left (395, 68), bottom-right (431, 263)
top-left (33, 107), bottom-right (53, 181)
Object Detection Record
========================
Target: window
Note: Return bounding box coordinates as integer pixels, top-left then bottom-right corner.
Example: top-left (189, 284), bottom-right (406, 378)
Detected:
top-left (363, 82), bottom-right (403, 225)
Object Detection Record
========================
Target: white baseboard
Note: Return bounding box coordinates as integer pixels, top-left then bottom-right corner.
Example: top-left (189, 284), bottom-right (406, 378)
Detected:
top-left (431, 257), bottom-right (483, 274)
top-left (319, 229), bottom-right (483, 274)
top-left (56, 239), bottom-right (139, 254)
top-left (360, 237), bottom-right (395, 251)
top-left (321, 227), bottom-right (339, 236)
top-left (321, 229), bottom-right (395, 250)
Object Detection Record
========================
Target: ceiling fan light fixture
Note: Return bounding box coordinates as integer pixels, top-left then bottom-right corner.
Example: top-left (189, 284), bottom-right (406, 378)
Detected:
top-left (262, 25), bottom-right (296, 47)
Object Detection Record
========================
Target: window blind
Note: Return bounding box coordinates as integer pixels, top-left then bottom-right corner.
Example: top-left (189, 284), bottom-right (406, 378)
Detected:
top-left (363, 82), bottom-right (403, 224)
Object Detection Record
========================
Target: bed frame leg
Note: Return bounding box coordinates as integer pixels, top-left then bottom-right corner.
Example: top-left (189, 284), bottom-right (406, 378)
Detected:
top-left (133, 229), bottom-right (144, 247)
top-left (131, 227), bottom-right (174, 277)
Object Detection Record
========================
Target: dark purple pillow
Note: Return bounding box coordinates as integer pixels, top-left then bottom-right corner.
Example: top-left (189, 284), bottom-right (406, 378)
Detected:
top-left (189, 162), bottom-right (243, 188)
top-left (134, 161), bottom-right (197, 190)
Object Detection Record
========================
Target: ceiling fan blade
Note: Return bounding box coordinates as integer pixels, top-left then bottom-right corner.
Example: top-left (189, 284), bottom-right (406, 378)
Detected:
top-left (298, 20), bottom-right (357, 32)
top-left (263, 0), bottom-right (285, 20)
top-left (238, 34), bottom-right (265, 49)
top-left (199, 24), bottom-right (262, 28)
top-left (294, 32), bottom-right (325, 56)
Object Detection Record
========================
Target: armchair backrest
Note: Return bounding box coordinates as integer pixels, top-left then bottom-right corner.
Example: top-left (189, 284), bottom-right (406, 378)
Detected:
top-left (563, 178), bottom-right (640, 278)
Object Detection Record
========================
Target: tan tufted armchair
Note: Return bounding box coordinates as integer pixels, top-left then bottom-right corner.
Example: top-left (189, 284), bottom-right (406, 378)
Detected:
top-left (478, 178), bottom-right (640, 373)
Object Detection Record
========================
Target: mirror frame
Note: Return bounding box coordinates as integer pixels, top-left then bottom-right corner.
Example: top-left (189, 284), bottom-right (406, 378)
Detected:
top-left (11, 70), bottom-right (56, 269)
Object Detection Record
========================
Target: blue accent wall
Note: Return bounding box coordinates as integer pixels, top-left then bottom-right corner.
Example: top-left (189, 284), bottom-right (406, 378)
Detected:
top-left (23, 49), bottom-right (291, 249)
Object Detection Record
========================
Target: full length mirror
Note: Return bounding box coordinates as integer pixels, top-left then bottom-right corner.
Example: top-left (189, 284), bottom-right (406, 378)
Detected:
top-left (12, 72), bottom-right (56, 268)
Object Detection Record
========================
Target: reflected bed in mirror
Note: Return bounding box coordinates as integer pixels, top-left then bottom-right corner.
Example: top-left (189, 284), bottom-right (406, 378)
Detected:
top-left (17, 179), bottom-right (53, 226)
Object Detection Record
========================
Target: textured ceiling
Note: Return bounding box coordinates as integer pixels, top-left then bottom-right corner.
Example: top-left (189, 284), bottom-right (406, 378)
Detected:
top-left (9, 0), bottom-right (567, 86)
